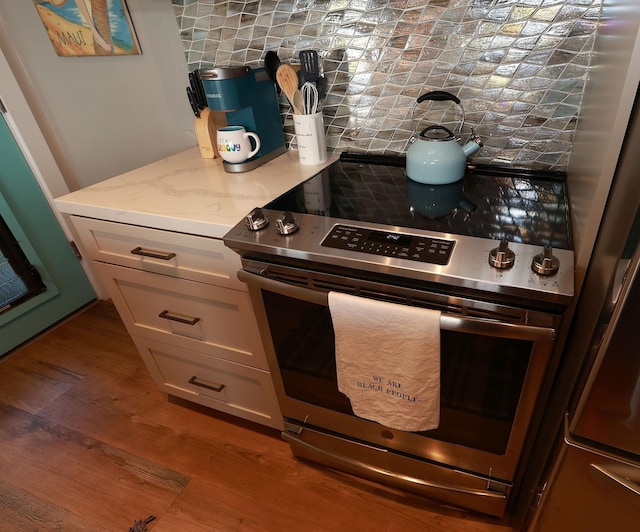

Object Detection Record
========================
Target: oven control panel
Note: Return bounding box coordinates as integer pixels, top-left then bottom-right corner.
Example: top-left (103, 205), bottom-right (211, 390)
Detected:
top-left (321, 225), bottom-right (455, 265)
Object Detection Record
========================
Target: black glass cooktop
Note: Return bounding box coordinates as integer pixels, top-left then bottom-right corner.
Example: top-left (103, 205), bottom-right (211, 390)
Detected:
top-left (265, 152), bottom-right (573, 250)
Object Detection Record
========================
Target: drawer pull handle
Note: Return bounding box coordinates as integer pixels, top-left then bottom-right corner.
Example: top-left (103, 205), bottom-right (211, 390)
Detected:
top-left (130, 246), bottom-right (176, 260)
top-left (158, 310), bottom-right (200, 325)
top-left (188, 376), bottom-right (226, 393)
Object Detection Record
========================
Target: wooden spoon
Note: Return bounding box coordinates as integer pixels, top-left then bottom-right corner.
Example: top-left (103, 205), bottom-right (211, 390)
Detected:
top-left (276, 64), bottom-right (303, 114)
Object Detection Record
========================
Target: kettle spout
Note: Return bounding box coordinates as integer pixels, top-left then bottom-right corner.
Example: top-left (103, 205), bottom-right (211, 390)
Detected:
top-left (462, 134), bottom-right (483, 157)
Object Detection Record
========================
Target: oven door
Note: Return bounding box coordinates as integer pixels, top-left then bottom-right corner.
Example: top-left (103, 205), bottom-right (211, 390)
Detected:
top-left (238, 259), bottom-right (560, 516)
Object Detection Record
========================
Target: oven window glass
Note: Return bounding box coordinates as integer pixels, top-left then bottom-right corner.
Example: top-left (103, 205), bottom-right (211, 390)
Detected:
top-left (264, 290), bottom-right (532, 455)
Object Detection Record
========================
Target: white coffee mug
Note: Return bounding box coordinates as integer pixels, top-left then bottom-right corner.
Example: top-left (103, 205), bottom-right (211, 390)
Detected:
top-left (216, 126), bottom-right (261, 163)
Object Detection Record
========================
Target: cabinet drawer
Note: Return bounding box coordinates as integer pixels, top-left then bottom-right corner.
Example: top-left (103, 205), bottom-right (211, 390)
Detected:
top-left (70, 216), bottom-right (244, 290)
top-left (132, 335), bottom-right (282, 430)
top-left (95, 261), bottom-right (268, 370)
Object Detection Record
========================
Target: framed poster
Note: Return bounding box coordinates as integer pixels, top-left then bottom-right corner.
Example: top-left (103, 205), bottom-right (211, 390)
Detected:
top-left (33, 0), bottom-right (141, 57)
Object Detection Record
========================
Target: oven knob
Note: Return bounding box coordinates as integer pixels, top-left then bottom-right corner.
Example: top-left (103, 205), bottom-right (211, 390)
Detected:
top-left (531, 245), bottom-right (560, 276)
top-left (276, 211), bottom-right (299, 235)
top-left (244, 208), bottom-right (269, 231)
top-left (488, 239), bottom-right (515, 269)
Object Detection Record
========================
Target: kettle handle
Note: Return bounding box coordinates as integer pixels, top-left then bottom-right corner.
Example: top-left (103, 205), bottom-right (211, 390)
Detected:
top-left (417, 91), bottom-right (461, 105)
top-left (411, 90), bottom-right (466, 139)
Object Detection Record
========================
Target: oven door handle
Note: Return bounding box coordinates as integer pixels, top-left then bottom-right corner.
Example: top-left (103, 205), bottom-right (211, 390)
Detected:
top-left (237, 268), bottom-right (555, 342)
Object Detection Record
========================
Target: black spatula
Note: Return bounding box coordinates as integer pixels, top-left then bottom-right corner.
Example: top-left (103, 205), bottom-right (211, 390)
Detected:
top-left (299, 50), bottom-right (320, 83)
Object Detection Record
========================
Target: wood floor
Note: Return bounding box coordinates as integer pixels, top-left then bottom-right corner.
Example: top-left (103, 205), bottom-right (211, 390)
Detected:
top-left (0, 301), bottom-right (514, 531)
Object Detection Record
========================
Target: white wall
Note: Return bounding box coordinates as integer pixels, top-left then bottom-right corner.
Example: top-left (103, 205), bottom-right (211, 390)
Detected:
top-left (0, 0), bottom-right (196, 191)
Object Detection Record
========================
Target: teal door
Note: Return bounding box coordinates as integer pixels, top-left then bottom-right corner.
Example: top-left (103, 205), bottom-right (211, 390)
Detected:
top-left (0, 113), bottom-right (95, 355)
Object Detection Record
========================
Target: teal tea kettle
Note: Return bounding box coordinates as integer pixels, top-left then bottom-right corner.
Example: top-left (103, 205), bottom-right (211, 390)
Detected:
top-left (406, 91), bottom-right (482, 185)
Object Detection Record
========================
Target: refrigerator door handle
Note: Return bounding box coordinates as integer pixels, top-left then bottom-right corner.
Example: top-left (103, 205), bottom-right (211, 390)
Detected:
top-left (590, 463), bottom-right (640, 509)
top-left (564, 414), bottom-right (639, 466)
top-left (564, 416), bottom-right (640, 509)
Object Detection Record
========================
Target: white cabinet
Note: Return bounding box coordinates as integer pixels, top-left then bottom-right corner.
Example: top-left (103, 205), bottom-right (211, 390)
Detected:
top-left (69, 215), bottom-right (282, 429)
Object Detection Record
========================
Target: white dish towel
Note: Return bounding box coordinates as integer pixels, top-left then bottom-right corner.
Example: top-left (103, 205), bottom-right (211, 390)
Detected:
top-left (329, 291), bottom-right (441, 432)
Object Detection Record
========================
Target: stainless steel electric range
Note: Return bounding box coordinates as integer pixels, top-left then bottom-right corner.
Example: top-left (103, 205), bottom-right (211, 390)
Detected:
top-left (223, 152), bottom-right (574, 517)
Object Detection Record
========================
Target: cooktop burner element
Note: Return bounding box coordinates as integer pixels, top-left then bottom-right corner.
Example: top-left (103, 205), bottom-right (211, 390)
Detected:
top-left (223, 153), bottom-right (574, 306)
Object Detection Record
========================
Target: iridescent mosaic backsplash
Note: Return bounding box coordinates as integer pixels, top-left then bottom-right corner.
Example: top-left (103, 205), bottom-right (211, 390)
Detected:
top-left (172, 0), bottom-right (603, 171)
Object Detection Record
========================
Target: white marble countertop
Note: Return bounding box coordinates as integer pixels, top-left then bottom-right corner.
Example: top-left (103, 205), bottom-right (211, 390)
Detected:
top-left (55, 147), bottom-right (337, 239)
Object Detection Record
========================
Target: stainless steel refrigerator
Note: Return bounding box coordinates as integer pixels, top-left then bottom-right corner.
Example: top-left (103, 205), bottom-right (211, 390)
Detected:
top-left (530, 94), bottom-right (640, 530)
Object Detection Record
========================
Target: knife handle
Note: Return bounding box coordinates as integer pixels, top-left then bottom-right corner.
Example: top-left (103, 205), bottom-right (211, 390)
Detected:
top-left (193, 70), bottom-right (208, 108)
top-left (186, 87), bottom-right (200, 117)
